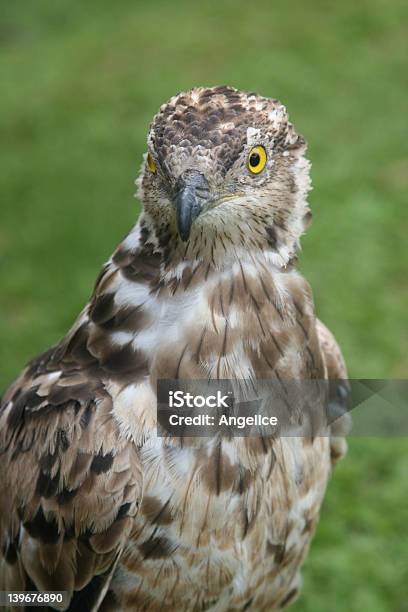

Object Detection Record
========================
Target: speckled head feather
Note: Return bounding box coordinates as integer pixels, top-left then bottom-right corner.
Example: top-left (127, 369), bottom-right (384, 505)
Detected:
top-left (149, 85), bottom-right (303, 178)
top-left (137, 85), bottom-right (312, 271)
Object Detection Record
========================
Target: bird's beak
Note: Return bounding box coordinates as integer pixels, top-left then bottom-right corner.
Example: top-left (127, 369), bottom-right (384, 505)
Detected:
top-left (175, 170), bottom-right (210, 242)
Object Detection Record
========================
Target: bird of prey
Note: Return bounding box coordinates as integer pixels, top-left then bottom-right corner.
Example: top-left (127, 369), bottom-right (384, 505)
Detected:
top-left (0, 86), bottom-right (350, 611)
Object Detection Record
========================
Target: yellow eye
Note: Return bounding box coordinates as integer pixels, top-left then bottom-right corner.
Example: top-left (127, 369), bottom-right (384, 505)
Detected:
top-left (147, 153), bottom-right (156, 174)
top-left (247, 145), bottom-right (267, 174)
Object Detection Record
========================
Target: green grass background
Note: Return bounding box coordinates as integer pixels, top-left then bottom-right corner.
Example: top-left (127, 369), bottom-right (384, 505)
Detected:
top-left (0, 1), bottom-right (407, 610)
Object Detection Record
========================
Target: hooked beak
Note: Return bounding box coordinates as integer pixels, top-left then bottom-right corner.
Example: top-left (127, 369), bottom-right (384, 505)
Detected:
top-left (175, 170), bottom-right (210, 241)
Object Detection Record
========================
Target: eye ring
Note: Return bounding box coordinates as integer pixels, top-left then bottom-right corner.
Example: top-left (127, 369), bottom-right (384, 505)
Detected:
top-left (247, 145), bottom-right (267, 174)
top-left (147, 153), bottom-right (156, 174)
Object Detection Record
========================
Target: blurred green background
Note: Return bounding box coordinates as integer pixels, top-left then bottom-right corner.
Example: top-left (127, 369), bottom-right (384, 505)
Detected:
top-left (0, 1), bottom-right (407, 610)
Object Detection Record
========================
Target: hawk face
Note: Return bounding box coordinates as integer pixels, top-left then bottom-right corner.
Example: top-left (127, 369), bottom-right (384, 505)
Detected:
top-left (137, 86), bottom-right (312, 268)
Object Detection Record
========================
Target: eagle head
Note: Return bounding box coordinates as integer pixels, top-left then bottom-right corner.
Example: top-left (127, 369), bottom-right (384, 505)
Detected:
top-left (136, 86), bottom-right (312, 269)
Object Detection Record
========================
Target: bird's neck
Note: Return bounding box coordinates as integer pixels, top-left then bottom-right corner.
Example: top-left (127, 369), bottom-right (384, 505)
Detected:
top-left (132, 211), bottom-right (299, 281)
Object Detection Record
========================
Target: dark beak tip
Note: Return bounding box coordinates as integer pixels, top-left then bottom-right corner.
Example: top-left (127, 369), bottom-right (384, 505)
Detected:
top-left (179, 228), bottom-right (190, 242)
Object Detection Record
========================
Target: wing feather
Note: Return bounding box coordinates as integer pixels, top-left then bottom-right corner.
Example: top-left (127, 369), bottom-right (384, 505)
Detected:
top-left (316, 318), bottom-right (351, 464)
top-left (0, 341), bottom-right (143, 611)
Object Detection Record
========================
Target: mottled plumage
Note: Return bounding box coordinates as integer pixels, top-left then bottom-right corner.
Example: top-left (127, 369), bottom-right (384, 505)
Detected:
top-left (0, 86), bottom-right (349, 611)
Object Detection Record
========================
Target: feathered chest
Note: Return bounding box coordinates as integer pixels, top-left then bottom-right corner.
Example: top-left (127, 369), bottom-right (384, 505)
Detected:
top-left (96, 257), bottom-right (330, 609)
top-left (86, 255), bottom-right (322, 387)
